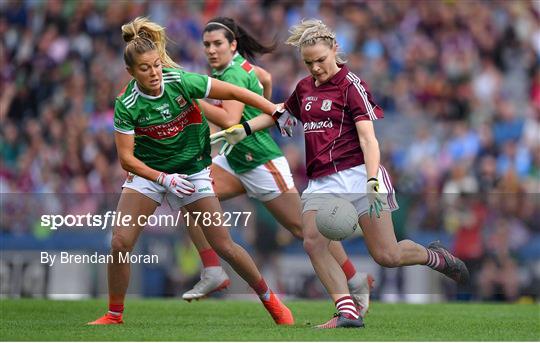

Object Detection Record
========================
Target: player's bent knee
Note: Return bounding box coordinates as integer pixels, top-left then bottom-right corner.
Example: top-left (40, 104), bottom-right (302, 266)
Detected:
top-left (373, 251), bottom-right (401, 268)
top-left (110, 236), bottom-right (134, 255)
top-left (303, 236), bottom-right (326, 256)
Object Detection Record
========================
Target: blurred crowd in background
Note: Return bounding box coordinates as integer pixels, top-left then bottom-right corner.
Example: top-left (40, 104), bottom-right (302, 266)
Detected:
top-left (1, 0), bottom-right (539, 301)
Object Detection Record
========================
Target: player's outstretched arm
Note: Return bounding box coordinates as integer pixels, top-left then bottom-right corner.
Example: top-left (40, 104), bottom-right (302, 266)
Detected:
top-left (207, 76), bottom-right (296, 139)
top-left (209, 114), bottom-right (276, 155)
top-left (199, 100), bottom-right (244, 129)
top-left (207, 78), bottom-right (278, 117)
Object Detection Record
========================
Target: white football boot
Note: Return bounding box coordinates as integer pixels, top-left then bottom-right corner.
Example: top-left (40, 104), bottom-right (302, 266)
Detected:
top-left (182, 266), bottom-right (231, 301)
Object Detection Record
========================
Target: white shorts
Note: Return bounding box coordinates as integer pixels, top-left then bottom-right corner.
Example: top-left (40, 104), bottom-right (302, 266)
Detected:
top-left (122, 167), bottom-right (215, 211)
top-left (212, 155), bottom-right (295, 202)
top-left (301, 164), bottom-right (399, 217)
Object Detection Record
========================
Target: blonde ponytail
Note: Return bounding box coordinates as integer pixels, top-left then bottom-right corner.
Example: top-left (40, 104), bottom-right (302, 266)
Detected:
top-left (121, 17), bottom-right (179, 69)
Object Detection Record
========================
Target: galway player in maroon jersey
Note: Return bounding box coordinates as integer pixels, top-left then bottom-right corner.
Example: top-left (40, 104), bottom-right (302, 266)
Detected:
top-left (211, 19), bottom-right (469, 329)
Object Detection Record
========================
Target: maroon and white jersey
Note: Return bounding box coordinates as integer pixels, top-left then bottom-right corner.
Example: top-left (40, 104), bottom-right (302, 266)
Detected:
top-left (284, 65), bottom-right (384, 179)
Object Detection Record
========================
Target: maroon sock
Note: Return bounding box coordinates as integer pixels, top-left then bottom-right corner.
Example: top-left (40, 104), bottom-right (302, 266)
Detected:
top-left (250, 278), bottom-right (270, 300)
top-left (335, 295), bottom-right (359, 319)
top-left (425, 248), bottom-right (447, 271)
top-left (199, 248), bottom-right (221, 268)
top-left (341, 259), bottom-right (356, 281)
top-left (108, 303), bottom-right (124, 315)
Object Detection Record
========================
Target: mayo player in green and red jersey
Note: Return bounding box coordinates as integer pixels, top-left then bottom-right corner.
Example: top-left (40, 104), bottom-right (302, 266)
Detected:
top-left (210, 19), bottom-right (470, 329)
top-left (180, 17), bottom-right (374, 318)
top-left (88, 17), bottom-right (293, 326)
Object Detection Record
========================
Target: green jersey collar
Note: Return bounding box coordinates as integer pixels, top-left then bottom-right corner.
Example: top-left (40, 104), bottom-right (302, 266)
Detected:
top-left (134, 78), bottom-right (165, 100)
top-left (212, 52), bottom-right (240, 76)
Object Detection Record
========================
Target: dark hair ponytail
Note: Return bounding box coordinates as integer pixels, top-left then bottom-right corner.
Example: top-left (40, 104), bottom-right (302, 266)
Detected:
top-left (203, 17), bottom-right (276, 62)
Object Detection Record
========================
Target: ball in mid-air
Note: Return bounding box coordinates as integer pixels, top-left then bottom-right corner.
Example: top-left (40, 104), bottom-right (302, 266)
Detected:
top-left (316, 197), bottom-right (359, 241)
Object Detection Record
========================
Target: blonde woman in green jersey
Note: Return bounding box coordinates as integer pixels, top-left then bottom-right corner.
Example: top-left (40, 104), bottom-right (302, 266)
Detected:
top-left (88, 17), bottom-right (294, 326)
top-left (181, 17), bottom-right (374, 318)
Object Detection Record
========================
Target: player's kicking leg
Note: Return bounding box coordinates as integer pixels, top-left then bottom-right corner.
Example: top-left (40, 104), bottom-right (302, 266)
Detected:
top-left (328, 242), bottom-right (375, 317)
top-left (265, 189), bottom-right (374, 318)
top-left (426, 241), bottom-right (470, 285)
top-left (359, 212), bottom-right (470, 286)
top-left (302, 211), bottom-right (364, 329)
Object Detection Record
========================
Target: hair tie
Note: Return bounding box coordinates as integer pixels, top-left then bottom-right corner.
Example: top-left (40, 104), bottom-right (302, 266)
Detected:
top-left (206, 22), bottom-right (235, 38)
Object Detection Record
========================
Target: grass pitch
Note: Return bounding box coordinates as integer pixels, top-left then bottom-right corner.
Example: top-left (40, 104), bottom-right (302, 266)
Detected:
top-left (1, 298), bottom-right (538, 341)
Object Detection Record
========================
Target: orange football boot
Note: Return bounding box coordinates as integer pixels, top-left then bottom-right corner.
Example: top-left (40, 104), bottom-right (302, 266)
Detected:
top-left (87, 313), bottom-right (123, 325)
top-left (261, 292), bottom-right (294, 325)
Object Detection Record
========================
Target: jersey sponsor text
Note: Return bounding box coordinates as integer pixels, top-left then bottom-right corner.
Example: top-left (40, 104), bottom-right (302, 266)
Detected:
top-left (303, 118), bottom-right (334, 133)
top-left (135, 102), bottom-right (202, 139)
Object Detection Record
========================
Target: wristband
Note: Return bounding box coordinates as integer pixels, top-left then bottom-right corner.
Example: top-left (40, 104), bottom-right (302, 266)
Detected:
top-left (242, 121), bottom-right (252, 136)
top-left (367, 177), bottom-right (378, 183)
top-left (156, 172), bottom-right (167, 185)
top-left (271, 108), bottom-right (284, 122)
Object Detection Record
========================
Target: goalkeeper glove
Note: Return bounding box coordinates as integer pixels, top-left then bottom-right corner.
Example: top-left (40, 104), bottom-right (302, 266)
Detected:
top-left (210, 122), bottom-right (252, 155)
top-left (157, 172), bottom-right (195, 198)
top-left (272, 106), bottom-right (297, 137)
top-left (367, 177), bottom-right (386, 218)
